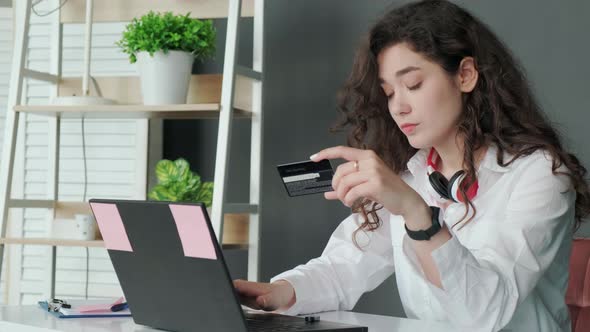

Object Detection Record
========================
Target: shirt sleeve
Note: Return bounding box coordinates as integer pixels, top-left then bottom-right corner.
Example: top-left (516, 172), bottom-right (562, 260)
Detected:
top-left (403, 152), bottom-right (576, 331)
top-left (270, 207), bottom-right (395, 315)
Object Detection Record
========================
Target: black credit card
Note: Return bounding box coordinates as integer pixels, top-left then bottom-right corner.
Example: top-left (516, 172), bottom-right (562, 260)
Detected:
top-left (277, 159), bottom-right (334, 197)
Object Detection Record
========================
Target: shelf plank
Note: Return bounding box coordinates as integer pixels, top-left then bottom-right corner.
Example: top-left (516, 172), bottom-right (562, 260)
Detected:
top-left (34, 74), bottom-right (254, 116)
top-left (60, 0), bottom-right (255, 23)
top-left (0, 238), bottom-right (104, 247)
top-left (14, 103), bottom-right (252, 119)
top-left (0, 238), bottom-right (248, 250)
top-left (54, 201), bottom-right (91, 219)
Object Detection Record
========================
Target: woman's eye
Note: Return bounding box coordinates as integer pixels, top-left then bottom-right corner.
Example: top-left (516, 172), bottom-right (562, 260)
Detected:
top-left (408, 82), bottom-right (422, 90)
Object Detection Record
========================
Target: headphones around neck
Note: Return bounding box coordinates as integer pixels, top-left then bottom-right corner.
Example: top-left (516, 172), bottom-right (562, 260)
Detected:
top-left (426, 148), bottom-right (478, 203)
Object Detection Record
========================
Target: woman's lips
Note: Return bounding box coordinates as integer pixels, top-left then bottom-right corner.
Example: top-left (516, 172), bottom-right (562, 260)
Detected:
top-left (400, 123), bottom-right (418, 134)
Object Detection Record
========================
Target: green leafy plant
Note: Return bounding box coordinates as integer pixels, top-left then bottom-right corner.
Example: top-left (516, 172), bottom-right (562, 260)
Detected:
top-left (148, 158), bottom-right (214, 207)
top-left (116, 11), bottom-right (216, 63)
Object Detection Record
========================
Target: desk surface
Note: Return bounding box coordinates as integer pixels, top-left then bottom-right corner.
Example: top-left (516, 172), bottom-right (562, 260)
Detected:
top-left (0, 304), bottom-right (454, 332)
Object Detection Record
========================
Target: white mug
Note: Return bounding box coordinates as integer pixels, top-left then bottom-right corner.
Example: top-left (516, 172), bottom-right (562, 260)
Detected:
top-left (74, 214), bottom-right (96, 240)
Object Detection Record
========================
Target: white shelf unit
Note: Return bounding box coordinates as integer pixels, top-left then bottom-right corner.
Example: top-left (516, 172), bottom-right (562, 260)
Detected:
top-left (0, 0), bottom-right (264, 301)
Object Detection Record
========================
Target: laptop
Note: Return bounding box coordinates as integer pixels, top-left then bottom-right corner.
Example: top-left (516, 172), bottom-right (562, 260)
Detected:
top-left (88, 199), bottom-right (368, 332)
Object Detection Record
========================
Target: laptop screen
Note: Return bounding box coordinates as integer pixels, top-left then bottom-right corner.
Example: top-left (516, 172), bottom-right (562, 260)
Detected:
top-left (89, 199), bottom-right (248, 332)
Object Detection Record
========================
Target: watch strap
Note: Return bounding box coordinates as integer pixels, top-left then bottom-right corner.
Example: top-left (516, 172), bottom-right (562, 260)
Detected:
top-left (404, 206), bottom-right (442, 241)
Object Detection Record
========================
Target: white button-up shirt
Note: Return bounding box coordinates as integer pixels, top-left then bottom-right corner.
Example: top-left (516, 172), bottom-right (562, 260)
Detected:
top-left (271, 144), bottom-right (575, 332)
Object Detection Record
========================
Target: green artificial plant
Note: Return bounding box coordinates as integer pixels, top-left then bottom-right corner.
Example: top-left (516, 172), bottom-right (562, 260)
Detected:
top-left (116, 11), bottom-right (216, 63)
top-left (148, 158), bottom-right (214, 207)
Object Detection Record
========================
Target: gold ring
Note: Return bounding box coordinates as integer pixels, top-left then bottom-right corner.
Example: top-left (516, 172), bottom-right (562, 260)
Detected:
top-left (353, 161), bottom-right (359, 171)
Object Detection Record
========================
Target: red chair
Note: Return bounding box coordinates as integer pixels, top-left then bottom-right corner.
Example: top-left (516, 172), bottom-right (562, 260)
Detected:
top-left (566, 238), bottom-right (590, 332)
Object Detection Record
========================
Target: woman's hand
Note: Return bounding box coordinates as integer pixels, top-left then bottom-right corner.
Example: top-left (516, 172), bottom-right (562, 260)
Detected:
top-left (233, 279), bottom-right (296, 311)
top-left (310, 145), bottom-right (426, 218)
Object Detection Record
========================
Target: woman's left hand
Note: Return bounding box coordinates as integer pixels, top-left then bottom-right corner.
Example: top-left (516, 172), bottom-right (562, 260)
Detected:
top-left (310, 145), bottom-right (426, 217)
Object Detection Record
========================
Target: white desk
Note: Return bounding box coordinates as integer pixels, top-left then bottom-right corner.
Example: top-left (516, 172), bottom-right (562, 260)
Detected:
top-left (0, 304), bottom-right (455, 331)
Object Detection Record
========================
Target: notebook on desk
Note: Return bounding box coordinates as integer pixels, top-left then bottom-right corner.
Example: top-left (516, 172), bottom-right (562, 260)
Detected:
top-left (88, 199), bottom-right (368, 332)
top-left (38, 298), bottom-right (131, 318)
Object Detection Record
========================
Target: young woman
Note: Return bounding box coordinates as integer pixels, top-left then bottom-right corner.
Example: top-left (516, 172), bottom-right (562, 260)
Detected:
top-left (234, 1), bottom-right (590, 331)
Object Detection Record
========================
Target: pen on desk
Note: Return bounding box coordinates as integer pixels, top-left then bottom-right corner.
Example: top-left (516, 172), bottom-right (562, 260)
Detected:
top-left (111, 302), bottom-right (129, 312)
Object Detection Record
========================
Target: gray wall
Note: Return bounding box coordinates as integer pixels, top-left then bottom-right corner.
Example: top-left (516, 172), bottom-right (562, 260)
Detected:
top-left (259, 0), bottom-right (590, 318)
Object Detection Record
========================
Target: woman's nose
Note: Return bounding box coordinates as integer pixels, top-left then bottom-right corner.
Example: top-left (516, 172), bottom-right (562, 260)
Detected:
top-left (389, 98), bottom-right (411, 117)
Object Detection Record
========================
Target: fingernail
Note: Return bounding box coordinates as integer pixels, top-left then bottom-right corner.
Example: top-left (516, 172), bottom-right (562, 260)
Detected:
top-left (309, 153), bottom-right (318, 160)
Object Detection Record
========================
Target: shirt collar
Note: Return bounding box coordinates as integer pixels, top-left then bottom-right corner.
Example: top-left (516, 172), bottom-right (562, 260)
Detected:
top-left (478, 144), bottom-right (513, 173)
top-left (405, 143), bottom-right (512, 177)
top-left (406, 149), bottom-right (428, 177)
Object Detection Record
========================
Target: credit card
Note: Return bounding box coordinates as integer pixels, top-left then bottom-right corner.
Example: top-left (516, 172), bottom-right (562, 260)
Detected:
top-left (277, 159), bottom-right (334, 197)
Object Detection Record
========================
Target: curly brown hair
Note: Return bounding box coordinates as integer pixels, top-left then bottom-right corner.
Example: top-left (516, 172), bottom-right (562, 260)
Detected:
top-left (332, 0), bottom-right (590, 246)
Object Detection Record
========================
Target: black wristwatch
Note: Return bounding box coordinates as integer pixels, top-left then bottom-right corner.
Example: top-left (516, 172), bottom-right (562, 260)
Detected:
top-left (404, 206), bottom-right (442, 241)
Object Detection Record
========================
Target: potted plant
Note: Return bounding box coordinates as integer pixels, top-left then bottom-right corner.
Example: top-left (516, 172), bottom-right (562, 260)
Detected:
top-left (148, 158), bottom-right (214, 207)
top-left (116, 11), bottom-right (216, 105)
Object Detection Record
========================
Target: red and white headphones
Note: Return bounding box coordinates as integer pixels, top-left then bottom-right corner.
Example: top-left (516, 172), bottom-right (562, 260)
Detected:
top-left (426, 148), bottom-right (478, 203)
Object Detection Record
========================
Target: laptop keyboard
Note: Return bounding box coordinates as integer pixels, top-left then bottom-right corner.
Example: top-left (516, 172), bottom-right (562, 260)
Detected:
top-left (246, 319), bottom-right (307, 331)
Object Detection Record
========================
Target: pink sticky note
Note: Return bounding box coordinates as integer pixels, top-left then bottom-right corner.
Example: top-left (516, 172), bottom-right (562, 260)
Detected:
top-left (78, 296), bottom-right (124, 313)
top-left (169, 204), bottom-right (217, 260)
top-left (90, 203), bottom-right (133, 252)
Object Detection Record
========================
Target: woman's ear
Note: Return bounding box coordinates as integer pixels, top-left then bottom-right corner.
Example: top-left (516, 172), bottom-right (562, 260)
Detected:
top-left (456, 57), bottom-right (478, 93)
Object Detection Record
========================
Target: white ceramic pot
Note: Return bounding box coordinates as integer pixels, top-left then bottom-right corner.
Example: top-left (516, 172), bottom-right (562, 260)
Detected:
top-left (136, 50), bottom-right (194, 105)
